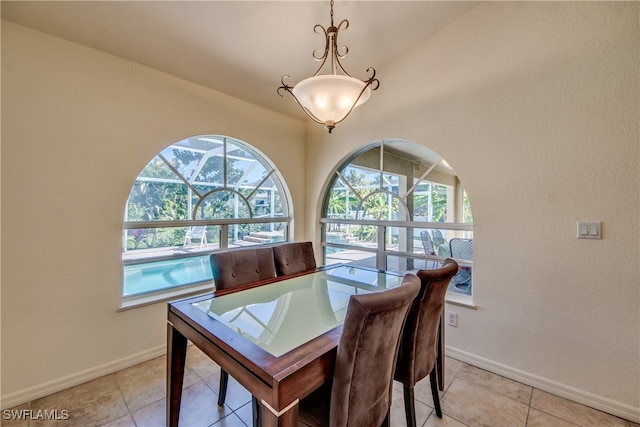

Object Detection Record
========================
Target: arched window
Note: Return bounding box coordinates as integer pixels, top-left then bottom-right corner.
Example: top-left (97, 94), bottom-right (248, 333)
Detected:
top-left (122, 135), bottom-right (291, 301)
top-left (321, 139), bottom-right (474, 303)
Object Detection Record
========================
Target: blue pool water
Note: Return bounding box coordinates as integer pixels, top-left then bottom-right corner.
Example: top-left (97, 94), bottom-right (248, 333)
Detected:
top-left (123, 256), bottom-right (213, 296)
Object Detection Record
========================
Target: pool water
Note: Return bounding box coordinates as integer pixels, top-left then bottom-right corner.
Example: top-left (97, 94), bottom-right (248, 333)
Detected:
top-left (123, 255), bottom-right (213, 296)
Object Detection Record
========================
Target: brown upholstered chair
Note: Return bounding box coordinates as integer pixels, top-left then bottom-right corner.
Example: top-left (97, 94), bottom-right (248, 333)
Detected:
top-left (272, 241), bottom-right (317, 276)
top-left (394, 259), bottom-right (459, 427)
top-left (298, 274), bottom-right (421, 427)
top-left (209, 247), bottom-right (276, 407)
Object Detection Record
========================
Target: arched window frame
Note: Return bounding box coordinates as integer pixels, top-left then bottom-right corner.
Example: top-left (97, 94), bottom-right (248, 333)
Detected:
top-left (320, 139), bottom-right (474, 305)
top-left (121, 135), bottom-right (292, 306)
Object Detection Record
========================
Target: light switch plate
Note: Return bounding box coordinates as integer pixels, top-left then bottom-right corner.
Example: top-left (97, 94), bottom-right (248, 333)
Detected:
top-left (577, 221), bottom-right (601, 239)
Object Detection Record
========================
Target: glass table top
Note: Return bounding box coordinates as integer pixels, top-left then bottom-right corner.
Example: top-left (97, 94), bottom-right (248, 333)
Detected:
top-left (192, 265), bottom-right (404, 357)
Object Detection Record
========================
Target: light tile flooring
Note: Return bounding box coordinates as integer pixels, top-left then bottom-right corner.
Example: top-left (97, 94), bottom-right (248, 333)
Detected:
top-left (3, 346), bottom-right (637, 427)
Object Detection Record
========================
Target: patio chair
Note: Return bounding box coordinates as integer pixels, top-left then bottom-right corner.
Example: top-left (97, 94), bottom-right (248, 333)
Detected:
top-left (420, 231), bottom-right (439, 269)
top-left (449, 238), bottom-right (473, 292)
top-left (183, 226), bottom-right (208, 249)
top-left (431, 229), bottom-right (446, 247)
top-left (297, 275), bottom-right (420, 427)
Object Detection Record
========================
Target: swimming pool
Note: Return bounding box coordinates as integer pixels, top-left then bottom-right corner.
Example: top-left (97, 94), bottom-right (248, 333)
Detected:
top-left (123, 255), bottom-right (213, 296)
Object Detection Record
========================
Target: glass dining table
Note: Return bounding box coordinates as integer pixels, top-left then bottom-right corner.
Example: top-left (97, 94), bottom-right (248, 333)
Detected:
top-left (166, 264), bottom-right (408, 427)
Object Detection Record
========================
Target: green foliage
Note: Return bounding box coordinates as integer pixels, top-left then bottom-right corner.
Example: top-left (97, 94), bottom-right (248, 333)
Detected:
top-left (127, 181), bottom-right (188, 221)
top-left (463, 190), bottom-right (473, 223)
top-left (413, 184), bottom-right (448, 221)
top-left (124, 139), bottom-right (287, 252)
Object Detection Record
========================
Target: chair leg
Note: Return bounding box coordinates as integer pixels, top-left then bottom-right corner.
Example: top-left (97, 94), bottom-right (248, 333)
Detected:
top-left (381, 409), bottom-right (390, 427)
top-left (252, 396), bottom-right (261, 427)
top-left (217, 369), bottom-right (229, 406)
top-left (403, 384), bottom-right (417, 427)
top-left (429, 367), bottom-right (443, 418)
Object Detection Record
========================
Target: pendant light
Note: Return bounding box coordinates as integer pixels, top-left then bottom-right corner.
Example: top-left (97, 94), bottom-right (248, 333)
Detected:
top-left (278, 0), bottom-right (379, 133)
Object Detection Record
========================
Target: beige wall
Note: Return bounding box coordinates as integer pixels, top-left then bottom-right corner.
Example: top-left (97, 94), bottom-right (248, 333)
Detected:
top-left (2, 1), bottom-right (639, 422)
top-left (1, 20), bottom-right (305, 405)
top-left (306, 2), bottom-right (639, 420)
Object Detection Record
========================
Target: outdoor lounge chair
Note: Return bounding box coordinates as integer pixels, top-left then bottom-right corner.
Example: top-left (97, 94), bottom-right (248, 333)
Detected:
top-left (183, 226), bottom-right (208, 249)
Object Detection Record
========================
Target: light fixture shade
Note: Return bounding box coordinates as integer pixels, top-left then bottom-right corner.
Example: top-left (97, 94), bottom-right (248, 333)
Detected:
top-left (293, 75), bottom-right (371, 125)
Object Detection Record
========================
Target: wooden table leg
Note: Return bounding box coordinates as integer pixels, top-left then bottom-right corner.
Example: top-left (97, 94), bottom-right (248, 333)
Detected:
top-left (167, 322), bottom-right (187, 427)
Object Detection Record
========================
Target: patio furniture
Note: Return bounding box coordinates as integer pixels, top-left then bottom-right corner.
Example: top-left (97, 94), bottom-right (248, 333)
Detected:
top-left (432, 229), bottom-right (446, 247)
top-left (420, 231), bottom-right (439, 268)
top-left (449, 238), bottom-right (473, 292)
top-left (183, 226), bottom-right (208, 249)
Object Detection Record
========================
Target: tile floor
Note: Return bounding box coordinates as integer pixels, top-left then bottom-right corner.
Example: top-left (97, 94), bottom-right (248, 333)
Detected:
top-left (3, 346), bottom-right (637, 427)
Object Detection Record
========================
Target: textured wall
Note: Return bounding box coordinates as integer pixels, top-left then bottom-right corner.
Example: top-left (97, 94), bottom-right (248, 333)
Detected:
top-left (305, 2), bottom-right (639, 418)
top-left (1, 20), bottom-right (305, 404)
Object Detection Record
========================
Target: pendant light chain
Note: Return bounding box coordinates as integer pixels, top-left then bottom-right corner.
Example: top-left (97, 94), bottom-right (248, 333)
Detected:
top-left (330, 0), bottom-right (335, 27)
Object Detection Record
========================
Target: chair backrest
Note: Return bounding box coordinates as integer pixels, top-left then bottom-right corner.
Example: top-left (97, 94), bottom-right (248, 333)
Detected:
top-left (449, 238), bottom-right (473, 260)
top-left (330, 275), bottom-right (420, 427)
top-left (272, 241), bottom-right (317, 276)
top-left (209, 247), bottom-right (276, 290)
top-left (394, 259), bottom-right (459, 387)
top-left (420, 231), bottom-right (435, 255)
top-left (432, 229), bottom-right (446, 247)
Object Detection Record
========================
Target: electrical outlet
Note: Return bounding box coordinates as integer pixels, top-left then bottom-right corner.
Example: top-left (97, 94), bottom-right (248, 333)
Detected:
top-left (447, 311), bottom-right (458, 327)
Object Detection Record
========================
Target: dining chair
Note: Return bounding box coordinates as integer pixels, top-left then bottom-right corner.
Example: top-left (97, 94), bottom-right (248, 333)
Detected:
top-left (209, 247), bottom-right (276, 407)
top-left (272, 241), bottom-right (316, 276)
top-left (297, 274), bottom-right (421, 427)
top-left (394, 259), bottom-right (459, 427)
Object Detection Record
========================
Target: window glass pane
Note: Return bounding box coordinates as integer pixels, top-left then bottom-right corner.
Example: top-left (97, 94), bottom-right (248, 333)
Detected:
top-left (195, 190), bottom-right (251, 219)
top-left (226, 141), bottom-right (269, 188)
top-left (228, 222), bottom-right (286, 247)
top-left (324, 247), bottom-right (377, 269)
top-left (124, 226), bottom-right (221, 256)
top-left (385, 254), bottom-right (426, 275)
top-left (127, 181), bottom-right (189, 221)
top-left (161, 146), bottom-right (206, 181)
top-left (463, 189), bottom-right (473, 224)
top-left (360, 192), bottom-right (408, 221)
top-left (327, 180), bottom-right (358, 220)
top-left (412, 181), bottom-right (449, 222)
top-left (248, 187), bottom-right (277, 217)
top-left (138, 157), bottom-right (180, 180)
top-left (449, 262), bottom-right (473, 296)
top-left (123, 255), bottom-right (213, 297)
top-left (340, 165), bottom-right (378, 200)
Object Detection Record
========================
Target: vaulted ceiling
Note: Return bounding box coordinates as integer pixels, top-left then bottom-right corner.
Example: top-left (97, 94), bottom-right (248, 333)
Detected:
top-left (2, 1), bottom-right (476, 120)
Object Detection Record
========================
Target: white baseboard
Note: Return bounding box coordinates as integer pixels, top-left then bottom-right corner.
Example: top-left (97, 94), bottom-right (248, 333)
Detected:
top-left (2, 344), bottom-right (638, 424)
top-left (0, 345), bottom-right (166, 410)
top-left (446, 346), bottom-right (640, 424)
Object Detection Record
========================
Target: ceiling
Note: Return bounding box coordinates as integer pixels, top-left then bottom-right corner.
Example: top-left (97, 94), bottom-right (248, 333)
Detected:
top-left (2, 1), bottom-right (476, 120)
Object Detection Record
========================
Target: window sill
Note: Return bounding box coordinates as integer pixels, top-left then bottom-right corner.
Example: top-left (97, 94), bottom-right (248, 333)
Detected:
top-left (118, 282), bottom-right (215, 311)
top-left (445, 292), bottom-right (476, 309)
